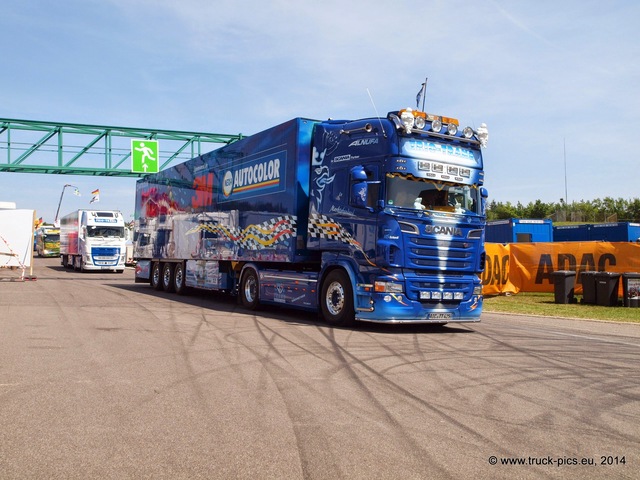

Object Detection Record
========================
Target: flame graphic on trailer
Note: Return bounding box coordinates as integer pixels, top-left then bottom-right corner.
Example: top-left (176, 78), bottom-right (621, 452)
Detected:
top-left (186, 216), bottom-right (297, 250)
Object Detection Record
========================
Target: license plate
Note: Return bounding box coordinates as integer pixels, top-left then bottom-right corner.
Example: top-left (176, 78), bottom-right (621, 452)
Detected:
top-left (429, 313), bottom-right (452, 320)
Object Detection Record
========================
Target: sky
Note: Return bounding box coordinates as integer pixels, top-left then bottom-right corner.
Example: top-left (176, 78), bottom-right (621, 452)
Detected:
top-left (1, 0), bottom-right (639, 223)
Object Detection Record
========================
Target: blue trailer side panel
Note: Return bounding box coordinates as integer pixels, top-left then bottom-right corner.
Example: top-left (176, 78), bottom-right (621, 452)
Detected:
top-left (134, 118), bottom-right (319, 264)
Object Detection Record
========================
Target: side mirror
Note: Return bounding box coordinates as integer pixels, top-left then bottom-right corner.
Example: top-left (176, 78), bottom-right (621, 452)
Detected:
top-left (351, 181), bottom-right (368, 208)
top-left (350, 165), bottom-right (369, 208)
top-left (480, 187), bottom-right (489, 216)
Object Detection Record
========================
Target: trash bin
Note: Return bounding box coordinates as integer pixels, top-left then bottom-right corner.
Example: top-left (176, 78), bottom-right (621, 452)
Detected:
top-left (580, 271), bottom-right (597, 305)
top-left (552, 270), bottom-right (576, 304)
top-left (595, 272), bottom-right (621, 307)
top-left (622, 272), bottom-right (640, 308)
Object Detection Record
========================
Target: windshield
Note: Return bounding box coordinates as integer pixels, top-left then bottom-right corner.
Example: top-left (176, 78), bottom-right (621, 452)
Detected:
top-left (87, 226), bottom-right (125, 238)
top-left (386, 175), bottom-right (481, 215)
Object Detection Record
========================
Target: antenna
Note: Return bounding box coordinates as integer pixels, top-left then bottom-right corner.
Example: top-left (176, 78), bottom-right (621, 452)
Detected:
top-left (563, 137), bottom-right (568, 205)
top-left (366, 88), bottom-right (387, 137)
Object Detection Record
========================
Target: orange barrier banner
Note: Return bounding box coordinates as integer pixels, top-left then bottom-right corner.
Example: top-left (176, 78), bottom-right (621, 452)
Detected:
top-left (483, 242), bottom-right (640, 296)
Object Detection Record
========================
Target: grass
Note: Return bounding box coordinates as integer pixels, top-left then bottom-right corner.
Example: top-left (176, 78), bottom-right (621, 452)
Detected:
top-left (483, 292), bottom-right (640, 323)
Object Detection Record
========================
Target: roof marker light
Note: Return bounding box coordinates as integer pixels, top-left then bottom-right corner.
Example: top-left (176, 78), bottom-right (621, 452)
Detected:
top-left (463, 126), bottom-right (474, 139)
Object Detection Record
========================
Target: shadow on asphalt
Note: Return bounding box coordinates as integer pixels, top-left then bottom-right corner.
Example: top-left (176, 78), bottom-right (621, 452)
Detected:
top-left (109, 280), bottom-right (476, 335)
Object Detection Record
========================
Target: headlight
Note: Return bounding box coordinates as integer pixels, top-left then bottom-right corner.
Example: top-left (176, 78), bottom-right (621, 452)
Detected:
top-left (463, 126), bottom-right (474, 139)
top-left (447, 123), bottom-right (458, 136)
top-left (431, 119), bottom-right (442, 133)
top-left (400, 109), bottom-right (415, 133)
top-left (414, 115), bottom-right (426, 129)
top-left (473, 285), bottom-right (483, 295)
top-left (374, 281), bottom-right (404, 293)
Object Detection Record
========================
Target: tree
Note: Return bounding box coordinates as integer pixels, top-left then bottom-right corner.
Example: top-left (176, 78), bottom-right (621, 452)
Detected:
top-left (486, 197), bottom-right (640, 222)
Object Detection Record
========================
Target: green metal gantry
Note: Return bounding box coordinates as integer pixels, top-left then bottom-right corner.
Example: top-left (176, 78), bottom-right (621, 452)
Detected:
top-left (0, 118), bottom-right (243, 177)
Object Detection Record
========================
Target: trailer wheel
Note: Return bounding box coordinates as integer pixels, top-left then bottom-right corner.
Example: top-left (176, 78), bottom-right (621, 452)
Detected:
top-left (151, 262), bottom-right (163, 290)
top-left (174, 262), bottom-right (187, 295)
top-left (320, 270), bottom-right (355, 327)
top-left (162, 263), bottom-right (175, 293)
top-left (240, 268), bottom-right (259, 310)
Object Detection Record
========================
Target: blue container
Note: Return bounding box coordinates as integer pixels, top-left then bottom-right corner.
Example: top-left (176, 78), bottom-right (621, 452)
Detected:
top-left (554, 222), bottom-right (640, 242)
top-left (486, 218), bottom-right (553, 243)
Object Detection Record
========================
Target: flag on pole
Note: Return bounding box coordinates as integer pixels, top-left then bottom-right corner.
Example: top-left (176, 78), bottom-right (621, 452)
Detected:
top-left (416, 82), bottom-right (426, 110)
top-left (90, 189), bottom-right (100, 204)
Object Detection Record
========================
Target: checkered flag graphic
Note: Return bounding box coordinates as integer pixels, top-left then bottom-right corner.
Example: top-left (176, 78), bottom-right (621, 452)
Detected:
top-left (308, 213), bottom-right (361, 248)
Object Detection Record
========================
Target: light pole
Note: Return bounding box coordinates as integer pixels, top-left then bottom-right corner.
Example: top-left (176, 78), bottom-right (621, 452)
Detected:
top-left (54, 184), bottom-right (80, 226)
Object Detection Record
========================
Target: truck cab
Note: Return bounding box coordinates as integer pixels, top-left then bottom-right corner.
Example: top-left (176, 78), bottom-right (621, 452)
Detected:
top-left (307, 109), bottom-right (488, 324)
top-left (35, 227), bottom-right (60, 257)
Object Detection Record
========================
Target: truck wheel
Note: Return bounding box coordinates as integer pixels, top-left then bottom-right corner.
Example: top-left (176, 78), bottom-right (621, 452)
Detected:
top-left (320, 270), bottom-right (355, 327)
top-left (151, 262), bottom-right (163, 290)
top-left (240, 268), bottom-right (259, 310)
top-left (162, 263), bottom-right (175, 293)
top-left (173, 262), bottom-right (188, 295)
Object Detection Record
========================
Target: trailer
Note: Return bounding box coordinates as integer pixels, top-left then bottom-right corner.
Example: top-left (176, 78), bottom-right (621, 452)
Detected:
top-left (134, 106), bottom-right (489, 326)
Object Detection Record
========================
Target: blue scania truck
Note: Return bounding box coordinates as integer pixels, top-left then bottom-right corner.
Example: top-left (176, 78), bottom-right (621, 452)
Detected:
top-left (133, 106), bottom-right (489, 326)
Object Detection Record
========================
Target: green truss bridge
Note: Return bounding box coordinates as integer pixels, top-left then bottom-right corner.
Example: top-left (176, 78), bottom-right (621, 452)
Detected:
top-left (0, 118), bottom-right (243, 177)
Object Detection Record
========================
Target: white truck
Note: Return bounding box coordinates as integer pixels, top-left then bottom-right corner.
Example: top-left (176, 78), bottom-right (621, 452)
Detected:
top-left (60, 210), bottom-right (126, 272)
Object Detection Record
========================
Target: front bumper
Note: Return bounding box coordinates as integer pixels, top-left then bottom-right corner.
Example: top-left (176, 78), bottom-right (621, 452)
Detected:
top-left (355, 292), bottom-right (482, 324)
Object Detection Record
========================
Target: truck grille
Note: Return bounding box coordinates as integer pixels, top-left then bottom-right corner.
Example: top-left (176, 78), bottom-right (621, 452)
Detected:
top-left (405, 236), bottom-right (476, 272)
top-left (91, 247), bottom-right (121, 266)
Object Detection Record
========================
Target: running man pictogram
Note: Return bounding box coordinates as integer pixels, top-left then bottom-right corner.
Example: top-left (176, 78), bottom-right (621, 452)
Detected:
top-left (131, 139), bottom-right (159, 173)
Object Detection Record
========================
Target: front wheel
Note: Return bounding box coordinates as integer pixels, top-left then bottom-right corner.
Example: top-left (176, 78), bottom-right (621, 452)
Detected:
top-left (74, 256), bottom-right (83, 272)
top-left (239, 268), bottom-right (259, 310)
top-left (320, 270), bottom-right (355, 327)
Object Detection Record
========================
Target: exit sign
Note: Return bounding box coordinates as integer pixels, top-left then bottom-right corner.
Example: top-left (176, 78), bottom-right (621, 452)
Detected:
top-left (131, 139), bottom-right (159, 174)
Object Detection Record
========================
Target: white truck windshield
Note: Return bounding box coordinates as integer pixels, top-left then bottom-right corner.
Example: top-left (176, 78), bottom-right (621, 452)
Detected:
top-left (87, 226), bottom-right (125, 238)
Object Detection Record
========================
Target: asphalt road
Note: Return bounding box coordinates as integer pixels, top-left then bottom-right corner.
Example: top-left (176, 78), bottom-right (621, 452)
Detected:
top-left (1, 258), bottom-right (639, 479)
